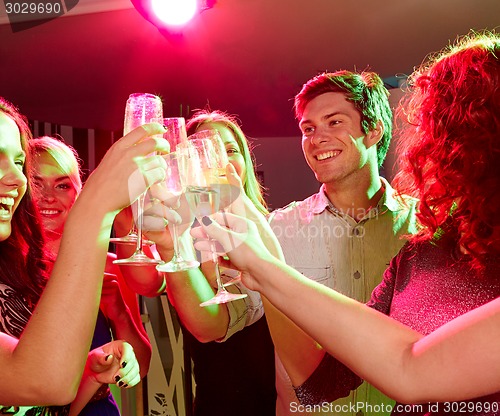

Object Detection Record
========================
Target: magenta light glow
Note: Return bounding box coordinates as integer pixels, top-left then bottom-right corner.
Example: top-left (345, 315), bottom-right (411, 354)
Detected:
top-left (151, 0), bottom-right (198, 27)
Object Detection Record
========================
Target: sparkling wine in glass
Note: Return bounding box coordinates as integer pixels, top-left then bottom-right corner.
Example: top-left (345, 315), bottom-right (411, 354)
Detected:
top-left (180, 134), bottom-right (247, 306)
top-left (113, 93), bottom-right (163, 266)
top-left (156, 117), bottom-right (188, 151)
top-left (187, 129), bottom-right (240, 210)
top-left (155, 152), bottom-right (200, 272)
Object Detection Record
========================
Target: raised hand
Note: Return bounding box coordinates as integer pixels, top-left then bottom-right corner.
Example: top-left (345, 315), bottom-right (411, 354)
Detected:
top-left (82, 123), bottom-right (169, 214)
top-left (224, 163), bottom-right (284, 261)
top-left (191, 212), bottom-right (273, 292)
top-left (148, 193), bottom-right (193, 235)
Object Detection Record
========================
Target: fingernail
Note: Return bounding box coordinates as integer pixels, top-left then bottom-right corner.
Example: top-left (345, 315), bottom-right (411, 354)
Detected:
top-left (123, 384), bottom-right (129, 388)
top-left (118, 381), bottom-right (124, 387)
top-left (201, 216), bottom-right (212, 226)
top-left (115, 376), bottom-right (120, 382)
top-left (121, 361), bottom-right (127, 368)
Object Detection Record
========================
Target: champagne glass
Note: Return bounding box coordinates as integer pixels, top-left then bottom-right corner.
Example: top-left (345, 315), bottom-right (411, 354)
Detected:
top-left (155, 152), bottom-right (200, 272)
top-left (156, 117), bottom-right (188, 151)
top-left (187, 129), bottom-right (240, 211)
top-left (180, 133), bottom-right (247, 306)
top-left (221, 267), bottom-right (242, 287)
top-left (190, 129), bottom-right (242, 287)
top-left (113, 93), bottom-right (163, 265)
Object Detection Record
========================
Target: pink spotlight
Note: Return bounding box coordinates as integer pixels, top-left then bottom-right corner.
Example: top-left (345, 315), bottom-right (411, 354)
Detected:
top-left (151, 0), bottom-right (198, 27)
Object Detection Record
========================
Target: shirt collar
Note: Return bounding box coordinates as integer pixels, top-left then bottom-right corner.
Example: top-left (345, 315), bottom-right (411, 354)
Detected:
top-left (308, 186), bottom-right (331, 215)
top-left (313, 177), bottom-right (405, 217)
top-left (378, 177), bottom-right (405, 213)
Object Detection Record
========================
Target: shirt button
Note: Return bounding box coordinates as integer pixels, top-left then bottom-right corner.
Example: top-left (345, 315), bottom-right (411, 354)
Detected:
top-left (353, 271), bottom-right (361, 279)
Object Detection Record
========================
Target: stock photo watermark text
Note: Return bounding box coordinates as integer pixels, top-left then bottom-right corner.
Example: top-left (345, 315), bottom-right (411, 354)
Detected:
top-left (290, 400), bottom-right (499, 414)
top-left (2, 0), bottom-right (79, 31)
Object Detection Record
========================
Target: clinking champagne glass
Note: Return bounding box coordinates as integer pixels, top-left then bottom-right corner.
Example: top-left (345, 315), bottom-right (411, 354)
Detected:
top-left (155, 117), bottom-right (188, 151)
top-left (113, 93), bottom-right (163, 266)
top-left (181, 132), bottom-right (247, 306)
top-left (190, 130), bottom-right (242, 287)
top-left (155, 151), bottom-right (200, 272)
top-left (186, 129), bottom-right (240, 211)
top-left (190, 129), bottom-right (242, 287)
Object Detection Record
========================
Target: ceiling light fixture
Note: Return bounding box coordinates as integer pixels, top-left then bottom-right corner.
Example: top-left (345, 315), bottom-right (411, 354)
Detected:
top-left (130, 0), bottom-right (216, 32)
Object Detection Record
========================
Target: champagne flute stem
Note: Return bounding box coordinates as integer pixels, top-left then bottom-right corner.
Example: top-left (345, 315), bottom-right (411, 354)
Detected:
top-left (134, 193), bottom-right (146, 254)
top-left (171, 222), bottom-right (183, 262)
top-left (210, 240), bottom-right (227, 293)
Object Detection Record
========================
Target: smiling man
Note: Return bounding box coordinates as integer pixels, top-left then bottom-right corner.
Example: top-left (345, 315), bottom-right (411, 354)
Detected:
top-left (267, 71), bottom-right (418, 415)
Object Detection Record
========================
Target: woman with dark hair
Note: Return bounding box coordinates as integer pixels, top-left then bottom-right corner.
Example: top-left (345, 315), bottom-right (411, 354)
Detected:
top-left (0, 96), bottom-right (167, 411)
top-left (193, 31), bottom-right (500, 414)
top-left (0, 98), bottom-right (47, 308)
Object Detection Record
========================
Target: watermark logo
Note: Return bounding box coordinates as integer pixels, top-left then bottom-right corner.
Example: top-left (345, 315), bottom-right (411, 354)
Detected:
top-left (290, 401), bottom-right (395, 414)
top-left (2, 0), bottom-right (79, 31)
top-left (289, 401), bottom-right (500, 414)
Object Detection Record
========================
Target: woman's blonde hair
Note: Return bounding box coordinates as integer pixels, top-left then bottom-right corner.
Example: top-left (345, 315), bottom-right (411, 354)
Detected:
top-left (30, 136), bottom-right (83, 195)
top-left (186, 109), bottom-right (268, 215)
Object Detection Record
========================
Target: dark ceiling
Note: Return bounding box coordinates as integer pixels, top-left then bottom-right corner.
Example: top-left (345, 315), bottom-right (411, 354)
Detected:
top-left (1, 0), bottom-right (499, 137)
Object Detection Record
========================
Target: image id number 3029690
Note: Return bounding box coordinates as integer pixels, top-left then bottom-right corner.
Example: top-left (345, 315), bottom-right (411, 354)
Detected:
top-left (5, 1), bottom-right (62, 15)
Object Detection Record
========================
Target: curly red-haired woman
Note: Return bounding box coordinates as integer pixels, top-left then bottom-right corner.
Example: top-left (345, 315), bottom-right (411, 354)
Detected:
top-left (395, 33), bottom-right (500, 269)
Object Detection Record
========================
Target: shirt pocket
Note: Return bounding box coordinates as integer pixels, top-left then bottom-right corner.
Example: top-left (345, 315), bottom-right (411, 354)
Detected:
top-left (294, 265), bottom-right (333, 287)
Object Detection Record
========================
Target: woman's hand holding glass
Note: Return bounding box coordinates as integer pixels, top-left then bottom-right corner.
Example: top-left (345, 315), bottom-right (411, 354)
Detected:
top-left (224, 163), bottom-right (285, 262)
top-left (151, 152), bottom-right (200, 272)
top-left (190, 211), bottom-right (271, 294)
top-left (112, 93), bottom-right (164, 266)
top-left (189, 162), bottom-right (284, 293)
top-left (83, 122), bottom-right (168, 215)
top-left (111, 93), bottom-right (164, 245)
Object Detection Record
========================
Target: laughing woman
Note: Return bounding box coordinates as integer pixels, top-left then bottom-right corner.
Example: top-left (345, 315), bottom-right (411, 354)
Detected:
top-left (0, 96), bottom-right (167, 412)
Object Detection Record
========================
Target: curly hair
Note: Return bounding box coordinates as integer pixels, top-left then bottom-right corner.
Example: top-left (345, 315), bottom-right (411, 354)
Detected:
top-left (186, 109), bottom-right (268, 215)
top-left (393, 31), bottom-right (500, 268)
top-left (294, 70), bottom-right (393, 167)
top-left (0, 97), bottom-right (48, 303)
